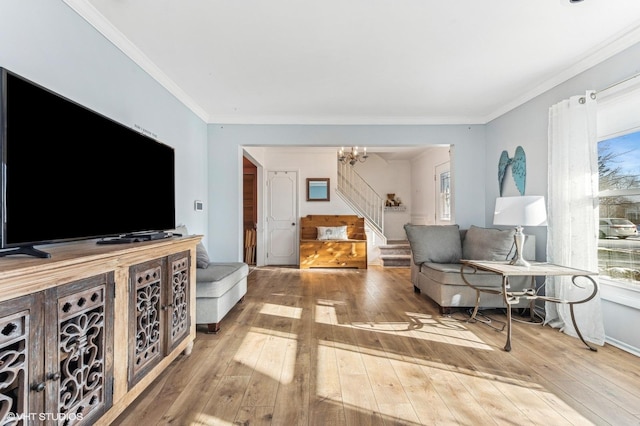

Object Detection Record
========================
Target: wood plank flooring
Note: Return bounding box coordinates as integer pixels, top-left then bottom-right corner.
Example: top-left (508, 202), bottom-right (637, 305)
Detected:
top-left (112, 266), bottom-right (640, 425)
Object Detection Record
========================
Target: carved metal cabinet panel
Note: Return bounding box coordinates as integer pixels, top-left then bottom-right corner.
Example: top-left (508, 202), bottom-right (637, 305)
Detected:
top-left (128, 252), bottom-right (191, 388)
top-left (50, 274), bottom-right (115, 425)
top-left (0, 273), bottom-right (114, 425)
top-left (0, 292), bottom-right (44, 424)
top-left (165, 251), bottom-right (190, 354)
top-left (128, 257), bottom-right (165, 388)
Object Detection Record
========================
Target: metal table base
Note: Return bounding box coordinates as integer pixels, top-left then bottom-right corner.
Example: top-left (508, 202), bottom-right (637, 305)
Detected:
top-left (460, 260), bottom-right (598, 352)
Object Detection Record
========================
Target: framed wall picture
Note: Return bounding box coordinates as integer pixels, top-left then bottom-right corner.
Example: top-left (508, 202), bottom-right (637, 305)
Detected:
top-left (306, 178), bottom-right (330, 201)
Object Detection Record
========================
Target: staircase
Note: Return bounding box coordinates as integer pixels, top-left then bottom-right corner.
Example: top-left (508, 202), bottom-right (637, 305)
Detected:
top-left (378, 240), bottom-right (412, 268)
top-left (336, 162), bottom-right (385, 243)
top-left (337, 162), bottom-right (412, 268)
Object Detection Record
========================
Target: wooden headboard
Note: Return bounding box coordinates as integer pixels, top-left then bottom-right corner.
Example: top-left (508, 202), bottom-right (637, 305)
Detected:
top-left (300, 215), bottom-right (366, 241)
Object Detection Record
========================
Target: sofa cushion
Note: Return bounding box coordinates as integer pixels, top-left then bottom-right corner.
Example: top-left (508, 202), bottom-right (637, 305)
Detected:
top-left (419, 262), bottom-right (505, 288)
top-left (172, 224), bottom-right (209, 268)
top-left (317, 225), bottom-right (348, 240)
top-left (196, 262), bottom-right (249, 298)
top-left (404, 224), bottom-right (462, 265)
top-left (196, 242), bottom-right (210, 269)
top-left (462, 225), bottom-right (515, 261)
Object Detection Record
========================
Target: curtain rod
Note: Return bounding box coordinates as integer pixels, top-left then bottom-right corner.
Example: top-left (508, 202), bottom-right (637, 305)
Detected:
top-left (597, 72), bottom-right (640, 99)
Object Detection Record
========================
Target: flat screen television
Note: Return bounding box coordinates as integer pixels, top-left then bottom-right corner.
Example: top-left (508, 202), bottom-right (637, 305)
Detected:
top-left (0, 67), bottom-right (176, 258)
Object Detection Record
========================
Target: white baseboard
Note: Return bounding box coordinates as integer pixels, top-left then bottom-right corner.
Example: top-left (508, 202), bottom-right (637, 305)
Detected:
top-left (605, 336), bottom-right (640, 357)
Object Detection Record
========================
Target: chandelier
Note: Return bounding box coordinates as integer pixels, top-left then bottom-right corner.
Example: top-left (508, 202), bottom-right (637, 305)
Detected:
top-left (337, 146), bottom-right (368, 165)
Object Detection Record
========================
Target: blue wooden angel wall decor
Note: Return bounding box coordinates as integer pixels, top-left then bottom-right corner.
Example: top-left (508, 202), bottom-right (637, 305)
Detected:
top-left (498, 146), bottom-right (526, 196)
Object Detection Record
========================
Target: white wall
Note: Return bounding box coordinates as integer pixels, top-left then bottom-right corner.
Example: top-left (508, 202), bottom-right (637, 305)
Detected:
top-left (261, 147), bottom-right (354, 217)
top-left (243, 147), bottom-right (418, 264)
top-left (600, 283), bottom-right (640, 356)
top-left (245, 146), bottom-right (451, 243)
top-left (410, 147), bottom-right (451, 225)
top-left (208, 124), bottom-right (486, 260)
top-left (352, 154), bottom-right (413, 241)
top-left (256, 147), bottom-right (363, 266)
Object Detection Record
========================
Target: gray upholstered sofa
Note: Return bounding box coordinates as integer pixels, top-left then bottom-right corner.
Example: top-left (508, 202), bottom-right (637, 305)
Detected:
top-left (404, 224), bottom-right (534, 313)
top-left (195, 261), bottom-right (248, 333)
top-left (175, 225), bottom-right (248, 333)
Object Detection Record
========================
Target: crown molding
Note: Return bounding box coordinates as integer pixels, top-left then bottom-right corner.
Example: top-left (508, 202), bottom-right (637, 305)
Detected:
top-left (206, 114), bottom-right (485, 125)
top-left (64, 1), bottom-right (640, 126)
top-left (483, 21), bottom-right (640, 123)
top-left (62, 0), bottom-right (210, 122)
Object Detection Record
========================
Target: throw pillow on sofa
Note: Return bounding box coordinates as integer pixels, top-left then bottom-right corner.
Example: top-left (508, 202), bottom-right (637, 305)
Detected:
top-left (196, 242), bottom-right (210, 268)
top-left (404, 224), bottom-right (462, 265)
top-left (462, 225), bottom-right (515, 261)
top-left (172, 224), bottom-right (210, 268)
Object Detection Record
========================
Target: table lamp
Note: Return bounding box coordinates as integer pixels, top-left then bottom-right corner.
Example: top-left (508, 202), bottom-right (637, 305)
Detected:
top-left (493, 196), bottom-right (547, 267)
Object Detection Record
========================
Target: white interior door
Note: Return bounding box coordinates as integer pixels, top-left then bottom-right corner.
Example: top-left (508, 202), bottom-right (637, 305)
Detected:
top-left (266, 170), bottom-right (298, 265)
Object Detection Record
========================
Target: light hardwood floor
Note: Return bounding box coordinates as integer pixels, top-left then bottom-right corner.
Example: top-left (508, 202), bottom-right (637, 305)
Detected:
top-left (113, 266), bottom-right (640, 425)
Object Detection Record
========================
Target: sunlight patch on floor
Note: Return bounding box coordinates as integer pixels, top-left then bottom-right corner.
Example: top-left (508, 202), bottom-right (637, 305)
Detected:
top-left (406, 311), bottom-right (493, 350)
top-left (346, 318), bottom-right (492, 350)
top-left (404, 311), bottom-right (435, 320)
top-left (316, 342), bottom-right (342, 400)
top-left (313, 339), bottom-right (588, 425)
top-left (309, 300), bottom-right (571, 421)
top-left (317, 327), bottom-right (581, 424)
top-left (315, 340), bottom-right (418, 425)
top-left (453, 370), bottom-right (591, 424)
top-left (233, 327), bottom-right (297, 385)
top-left (419, 360), bottom-right (548, 391)
top-left (314, 299), bottom-right (345, 325)
top-left (318, 340), bottom-right (421, 424)
top-left (313, 303), bottom-right (492, 349)
top-left (259, 302), bottom-right (302, 319)
top-left (190, 415), bottom-right (234, 426)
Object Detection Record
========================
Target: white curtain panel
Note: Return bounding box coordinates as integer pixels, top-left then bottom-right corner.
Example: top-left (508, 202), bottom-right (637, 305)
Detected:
top-left (546, 91), bottom-right (605, 346)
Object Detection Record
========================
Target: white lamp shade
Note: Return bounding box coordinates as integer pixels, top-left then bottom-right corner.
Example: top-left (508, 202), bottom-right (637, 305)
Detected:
top-left (493, 196), bottom-right (547, 226)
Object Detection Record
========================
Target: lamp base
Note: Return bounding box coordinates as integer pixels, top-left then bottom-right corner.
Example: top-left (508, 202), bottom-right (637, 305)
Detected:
top-left (509, 225), bottom-right (530, 268)
top-left (509, 257), bottom-right (531, 268)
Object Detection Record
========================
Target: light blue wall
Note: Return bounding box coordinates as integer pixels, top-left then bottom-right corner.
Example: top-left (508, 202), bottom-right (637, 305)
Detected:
top-left (6, 2), bottom-right (640, 265)
top-left (0, 2), bottom-right (209, 239)
top-left (486, 44), bottom-right (640, 353)
top-left (208, 124), bottom-right (486, 261)
top-left (486, 43), bottom-right (640, 260)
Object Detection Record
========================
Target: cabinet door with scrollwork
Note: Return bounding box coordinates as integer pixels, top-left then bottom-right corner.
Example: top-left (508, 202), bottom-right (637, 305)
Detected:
top-left (50, 273), bottom-right (114, 425)
top-left (128, 257), bottom-right (165, 388)
top-left (165, 251), bottom-right (190, 354)
top-left (0, 292), bottom-right (44, 425)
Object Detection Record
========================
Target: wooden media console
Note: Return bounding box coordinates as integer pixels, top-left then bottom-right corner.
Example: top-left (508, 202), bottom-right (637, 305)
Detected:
top-left (0, 236), bottom-right (201, 425)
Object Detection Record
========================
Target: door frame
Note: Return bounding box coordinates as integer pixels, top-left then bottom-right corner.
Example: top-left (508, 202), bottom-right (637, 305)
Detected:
top-left (243, 152), bottom-right (266, 266)
top-left (264, 169), bottom-right (299, 266)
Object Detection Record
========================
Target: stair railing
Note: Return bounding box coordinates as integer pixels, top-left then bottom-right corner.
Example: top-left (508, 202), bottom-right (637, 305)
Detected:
top-left (336, 162), bottom-right (385, 237)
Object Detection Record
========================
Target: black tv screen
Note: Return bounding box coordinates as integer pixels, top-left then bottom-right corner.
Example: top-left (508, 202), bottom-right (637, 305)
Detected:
top-left (0, 68), bottom-right (176, 255)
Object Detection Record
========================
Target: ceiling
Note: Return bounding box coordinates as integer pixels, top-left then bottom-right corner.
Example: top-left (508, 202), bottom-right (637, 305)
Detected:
top-left (65, 1), bottom-right (640, 126)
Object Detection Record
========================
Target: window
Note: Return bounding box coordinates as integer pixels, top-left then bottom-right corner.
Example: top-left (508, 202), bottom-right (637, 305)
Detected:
top-left (435, 162), bottom-right (451, 223)
top-left (439, 171), bottom-right (451, 220)
top-left (597, 130), bottom-right (640, 287)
